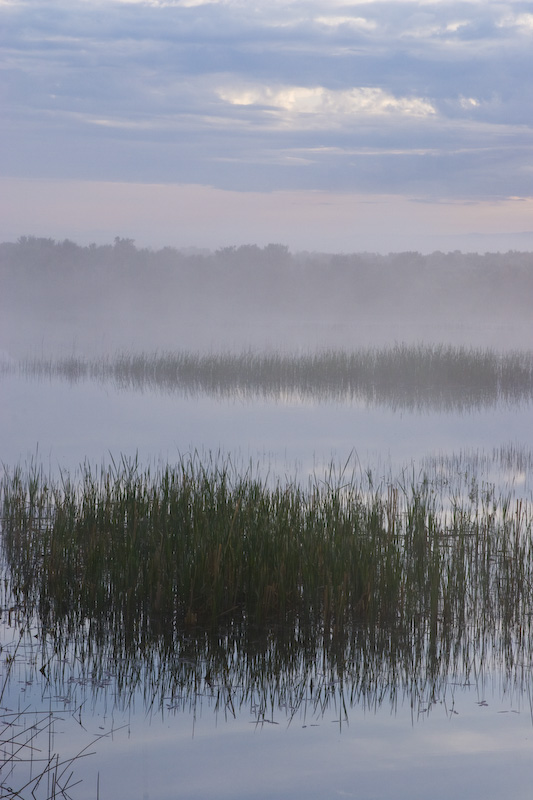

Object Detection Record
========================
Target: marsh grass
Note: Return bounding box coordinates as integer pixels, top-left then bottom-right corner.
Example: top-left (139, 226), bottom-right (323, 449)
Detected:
top-left (8, 344), bottom-right (533, 410)
top-left (2, 454), bottom-right (532, 638)
top-left (2, 452), bottom-right (533, 739)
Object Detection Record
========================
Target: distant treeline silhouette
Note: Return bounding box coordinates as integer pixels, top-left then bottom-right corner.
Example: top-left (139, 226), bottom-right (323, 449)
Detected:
top-left (1, 236), bottom-right (532, 355)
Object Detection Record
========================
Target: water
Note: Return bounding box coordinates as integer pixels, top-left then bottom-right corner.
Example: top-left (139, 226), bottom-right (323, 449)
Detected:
top-left (2, 616), bottom-right (533, 800)
top-left (2, 366), bottom-right (532, 488)
top-left (1, 352), bottom-right (533, 799)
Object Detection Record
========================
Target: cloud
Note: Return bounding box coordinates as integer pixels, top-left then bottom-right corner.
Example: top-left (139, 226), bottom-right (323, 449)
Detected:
top-left (217, 84), bottom-right (436, 126)
top-left (0, 0), bottom-right (531, 206)
top-left (314, 15), bottom-right (377, 31)
top-left (497, 11), bottom-right (533, 32)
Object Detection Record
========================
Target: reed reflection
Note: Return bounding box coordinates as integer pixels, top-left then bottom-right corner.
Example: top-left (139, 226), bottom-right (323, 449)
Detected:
top-left (7, 344), bottom-right (533, 412)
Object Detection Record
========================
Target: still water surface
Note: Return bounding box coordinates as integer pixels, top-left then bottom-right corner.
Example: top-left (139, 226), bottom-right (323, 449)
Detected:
top-left (1, 359), bottom-right (533, 799)
top-left (2, 611), bottom-right (533, 800)
top-left (2, 369), bottom-right (532, 485)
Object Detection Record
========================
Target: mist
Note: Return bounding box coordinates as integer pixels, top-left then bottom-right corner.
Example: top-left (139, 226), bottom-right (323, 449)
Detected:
top-left (2, 3), bottom-right (533, 797)
top-left (1, 237), bottom-right (531, 359)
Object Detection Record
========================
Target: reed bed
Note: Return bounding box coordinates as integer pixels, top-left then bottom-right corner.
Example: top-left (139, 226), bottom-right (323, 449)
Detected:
top-left (8, 344), bottom-right (533, 411)
top-left (2, 455), bottom-right (532, 639)
top-left (2, 453), bottom-right (533, 736)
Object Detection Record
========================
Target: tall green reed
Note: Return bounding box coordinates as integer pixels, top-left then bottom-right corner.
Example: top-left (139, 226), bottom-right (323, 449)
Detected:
top-left (2, 455), bottom-right (532, 639)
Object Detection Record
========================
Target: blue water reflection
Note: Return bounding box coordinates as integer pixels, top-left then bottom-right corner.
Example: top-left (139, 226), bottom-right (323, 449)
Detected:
top-left (2, 373), bottom-right (532, 489)
top-left (2, 618), bottom-right (532, 800)
top-left (1, 365), bottom-right (533, 800)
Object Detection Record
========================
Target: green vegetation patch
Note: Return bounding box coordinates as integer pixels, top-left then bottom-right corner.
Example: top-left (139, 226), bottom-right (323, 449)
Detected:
top-left (2, 455), bottom-right (532, 639)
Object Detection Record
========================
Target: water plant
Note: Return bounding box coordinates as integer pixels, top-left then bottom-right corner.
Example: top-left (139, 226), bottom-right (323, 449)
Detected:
top-left (1, 451), bottom-right (533, 796)
top-left (6, 344), bottom-right (533, 411)
top-left (2, 454), bottom-right (532, 639)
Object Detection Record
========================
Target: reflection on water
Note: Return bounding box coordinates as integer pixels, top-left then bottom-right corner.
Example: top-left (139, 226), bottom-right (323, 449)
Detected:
top-left (2, 584), bottom-right (533, 799)
top-left (1, 444), bottom-right (533, 797)
top-left (2, 348), bottom-right (533, 489)
top-left (1, 346), bottom-right (533, 799)
top-left (23, 610), bottom-right (533, 724)
top-left (8, 345), bottom-right (533, 412)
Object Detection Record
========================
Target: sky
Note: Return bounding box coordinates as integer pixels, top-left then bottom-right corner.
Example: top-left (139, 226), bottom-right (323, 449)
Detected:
top-left (1, 0), bottom-right (532, 252)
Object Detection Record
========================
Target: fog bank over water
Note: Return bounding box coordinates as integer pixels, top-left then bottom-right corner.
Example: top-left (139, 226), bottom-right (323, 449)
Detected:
top-left (1, 236), bottom-right (533, 800)
top-left (1, 237), bottom-right (532, 357)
